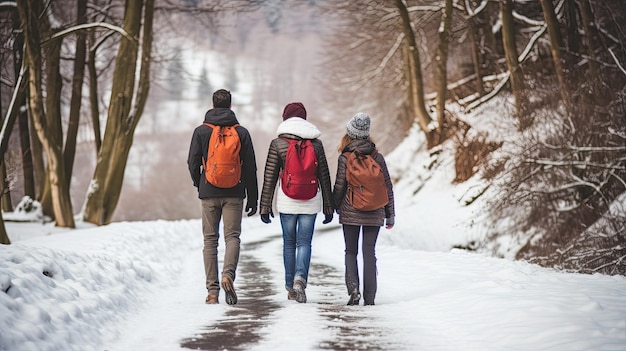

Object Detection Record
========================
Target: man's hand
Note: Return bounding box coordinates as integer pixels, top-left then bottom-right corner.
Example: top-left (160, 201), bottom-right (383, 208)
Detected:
top-left (246, 204), bottom-right (257, 217)
top-left (322, 213), bottom-right (333, 224)
top-left (260, 211), bottom-right (274, 224)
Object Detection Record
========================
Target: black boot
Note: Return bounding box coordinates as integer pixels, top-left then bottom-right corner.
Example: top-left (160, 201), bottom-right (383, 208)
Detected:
top-left (347, 291), bottom-right (361, 306)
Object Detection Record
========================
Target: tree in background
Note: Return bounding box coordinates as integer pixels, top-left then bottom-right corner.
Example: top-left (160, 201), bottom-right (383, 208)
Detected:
top-left (320, 0), bottom-right (625, 274)
top-left (197, 65), bottom-right (213, 106)
top-left (82, 0), bottom-right (154, 225)
top-left (395, 0), bottom-right (436, 146)
top-left (500, 0), bottom-right (527, 123)
top-left (539, 0), bottom-right (570, 117)
top-left (63, 0), bottom-right (88, 190)
top-left (18, 0), bottom-right (75, 228)
top-left (434, 0), bottom-right (453, 144)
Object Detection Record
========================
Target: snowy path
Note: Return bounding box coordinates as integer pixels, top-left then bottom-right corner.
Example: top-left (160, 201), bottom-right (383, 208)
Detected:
top-left (103, 219), bottom-right (626, 351)
top-left (3, 218), bottom-right (626, 351)
top-left (178, 231), bottom-right (405, 351)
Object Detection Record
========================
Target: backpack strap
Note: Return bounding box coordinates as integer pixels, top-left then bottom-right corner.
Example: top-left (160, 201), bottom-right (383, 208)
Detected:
top-left (202, 122), bottom-right (240, 129)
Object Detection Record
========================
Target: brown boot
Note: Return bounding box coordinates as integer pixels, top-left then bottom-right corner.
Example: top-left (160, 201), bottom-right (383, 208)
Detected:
top-left (205, 294), bottom-right (218, 304)
top-left (287, 289), bottom-right (297, 301)
top-left (294, 280), bottom-right (307, 303)
top-left (221, 275), bottom-right (238, 305)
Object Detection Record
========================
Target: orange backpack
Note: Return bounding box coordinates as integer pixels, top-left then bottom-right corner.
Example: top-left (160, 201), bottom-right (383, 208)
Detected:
top-left (343, 151), bottom-right (389, 211)
top-left (203, 123), bottom-right (241, 188)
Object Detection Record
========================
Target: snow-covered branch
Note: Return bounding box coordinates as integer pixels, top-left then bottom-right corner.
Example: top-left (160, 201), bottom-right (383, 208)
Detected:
top-left (513, 11), bottom-right (544, 26)
top-left (540, 143), bottom-right (626, 153)
top-left (0, 2), bottom-right (16, 10)
top-left (0, 62), bottom-right (25, 156)
top-left (525, 158), bottom-right (626, 171)
top-left (519, 25), bottom-right (547, 62)
top-left (47, 22), bottom-right (137, 44)
top-left (407, 5), bottom-right (443, 12)
top-left (464, 0), bottom-right (488, 17)
top-left (608, 48), bottom-right (626, 76)
top-left (464, 72), bottom-right (510, 112)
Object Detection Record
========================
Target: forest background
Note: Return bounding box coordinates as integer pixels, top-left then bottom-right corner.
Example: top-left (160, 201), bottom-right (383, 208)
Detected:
top-left (0, 0), bottom-right (624, 276)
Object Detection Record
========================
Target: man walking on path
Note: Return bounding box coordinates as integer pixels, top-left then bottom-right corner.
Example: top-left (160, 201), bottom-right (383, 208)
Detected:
top-left (187, 89), bottom-right (259, 305)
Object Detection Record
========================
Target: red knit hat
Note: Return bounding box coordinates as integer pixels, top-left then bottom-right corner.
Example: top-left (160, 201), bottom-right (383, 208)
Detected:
top-left (282, 102), bottom-right (307, 120)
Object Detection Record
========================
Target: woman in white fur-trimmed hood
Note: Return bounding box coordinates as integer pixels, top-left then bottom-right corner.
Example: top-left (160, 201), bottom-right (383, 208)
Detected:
top-left (259, 102), bottom-right (334, 304)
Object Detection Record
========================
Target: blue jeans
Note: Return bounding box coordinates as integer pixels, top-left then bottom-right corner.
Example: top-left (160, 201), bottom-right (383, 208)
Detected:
top-left (280, 213), bottom-right (317, 290)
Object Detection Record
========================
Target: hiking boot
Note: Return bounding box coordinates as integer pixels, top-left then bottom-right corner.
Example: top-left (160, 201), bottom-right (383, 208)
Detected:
top-left (347, 291), bottom-right (361, 306)
top-left (287, 289), bottom-right (297, 301)
top-left (293, 280), bottom-right (307, 303)
top-left (205, 294), bottom-right (218, 304)
top-left (221, 276), bottom-right (238, 305)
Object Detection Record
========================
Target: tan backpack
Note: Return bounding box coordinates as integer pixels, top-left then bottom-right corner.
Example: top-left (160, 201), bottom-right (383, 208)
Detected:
top-left (343, 151), bottom-right (389, 211)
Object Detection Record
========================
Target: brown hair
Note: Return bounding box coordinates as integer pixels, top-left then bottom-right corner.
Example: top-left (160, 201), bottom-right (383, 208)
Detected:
top-left (337, 134), bottom-right (374, 153)
top-left (212, 89), bottom-right (231, 108)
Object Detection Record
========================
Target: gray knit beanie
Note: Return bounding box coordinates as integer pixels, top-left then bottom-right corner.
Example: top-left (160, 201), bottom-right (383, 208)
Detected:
top-left (346, 112), bottom-right (371, 139)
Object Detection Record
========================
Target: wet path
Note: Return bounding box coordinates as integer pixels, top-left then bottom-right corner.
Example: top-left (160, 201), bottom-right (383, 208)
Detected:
top-left (311, 261), bottom-right (406, 351)
top-left (179, 237), bottom-right (280, 350)
top-left (180, 233), bottom-right (404, 350)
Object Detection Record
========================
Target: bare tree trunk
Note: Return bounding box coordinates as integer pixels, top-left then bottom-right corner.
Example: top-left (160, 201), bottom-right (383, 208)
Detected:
top-left (539, 0), bottom-right (570, 117)
top-left (578, 0), bottom-right (600, 79)
top-left (500, 0), bottom-right (527, 121)
top-left (30, 116), bottom-right (45, 200)
top-left (11, 9), bottom-right (35, 199)
top-left (0, 165), bottom-right (12, 212)
top-left (18, 0), bottom-right (75, 228)
top-left (63, 0), bottom-right (88, 188)
top-left (0, 73), bottom-right (11, 213)
top-left (18, 98), bottom-right (34, 198)
top-left (0, 212), bottom-right (9, 245)
top-left (480, 2), bottom-right (499, 73)
top-left (564, 0), bottom-right (581, 61)
top-left (435, 0), bottom-right (453, 143)
top-left (467, 16), bottom-right (485, 96)
top-left (395, 0), bottom-right (434, 146)
top-left (87, 29), bottom-right (102, 156)
top-left (83, 0), bottom-right (153, 225)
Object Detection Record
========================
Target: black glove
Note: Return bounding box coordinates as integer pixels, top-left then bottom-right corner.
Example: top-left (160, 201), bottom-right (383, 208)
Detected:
top-left (322, 213), bottom-right (333, 224)
top-left (260, 211), bottom-right (274, 224)
top-left (246, 204), bottom-right (257, 217)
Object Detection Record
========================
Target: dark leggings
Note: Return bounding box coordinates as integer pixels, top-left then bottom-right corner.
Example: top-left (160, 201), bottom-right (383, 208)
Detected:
top-left (343, 224), bottom-right (380, 304)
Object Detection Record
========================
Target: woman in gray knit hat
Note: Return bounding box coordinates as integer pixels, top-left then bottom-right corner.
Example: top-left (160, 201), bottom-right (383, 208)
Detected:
top-left (332, 112), bottom-right (395, 306)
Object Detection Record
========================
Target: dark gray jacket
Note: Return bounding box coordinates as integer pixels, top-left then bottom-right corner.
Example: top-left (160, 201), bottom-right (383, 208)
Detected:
top-left (187, 108), bottom-right (258, 209)
top-left (260, 135), bottom-right (334, 216)
top-left (332, 139), bottom-right (395, 227)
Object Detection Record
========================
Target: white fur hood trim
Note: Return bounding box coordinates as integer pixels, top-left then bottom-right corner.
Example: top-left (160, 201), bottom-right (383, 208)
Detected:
top-left (276, 117), bottom-right (321, 139)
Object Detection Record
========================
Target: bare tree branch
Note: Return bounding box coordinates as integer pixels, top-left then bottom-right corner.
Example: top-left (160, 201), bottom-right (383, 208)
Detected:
top-left (47, 22), bottom-right (137, 44)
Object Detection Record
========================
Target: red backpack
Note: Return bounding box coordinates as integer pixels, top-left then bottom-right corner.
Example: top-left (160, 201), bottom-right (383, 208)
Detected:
top-left (281, 138), bottom-right (319, 200)
top-left (343, 151), bottom-right (389, 211)
top-left (203, 123), bottom-right (241, 188)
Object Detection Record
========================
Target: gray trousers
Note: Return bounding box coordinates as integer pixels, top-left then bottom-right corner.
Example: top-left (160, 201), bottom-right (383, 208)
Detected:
top-left (343, 224), bottom-right (380, 304)
top-left (201, 197), bottom-right (243, 295)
